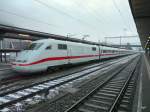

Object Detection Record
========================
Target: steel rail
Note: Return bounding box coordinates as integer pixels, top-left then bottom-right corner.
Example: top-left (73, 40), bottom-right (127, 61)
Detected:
top-left (64, 56), bottom-right (139, 112)
top-left (0, 55), bottom-right (136, 109)
top-left (0, 55), bottom-right (133, 96)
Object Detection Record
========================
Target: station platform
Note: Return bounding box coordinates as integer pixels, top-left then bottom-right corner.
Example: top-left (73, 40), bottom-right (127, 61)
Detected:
top-left (141, 54), bottom-right (150, 112)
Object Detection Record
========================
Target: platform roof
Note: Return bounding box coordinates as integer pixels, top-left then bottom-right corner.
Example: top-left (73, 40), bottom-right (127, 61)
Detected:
top-left (0, 24), bottom-right (99, 45)
top-left (0, 24), bottom-right (120, 48)
top-left (129, 0), bottom-right (150, 48)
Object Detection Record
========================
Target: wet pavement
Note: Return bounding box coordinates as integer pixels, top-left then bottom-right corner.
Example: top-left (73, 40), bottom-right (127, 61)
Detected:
top-left (142, 54), bottom-right (150, 112)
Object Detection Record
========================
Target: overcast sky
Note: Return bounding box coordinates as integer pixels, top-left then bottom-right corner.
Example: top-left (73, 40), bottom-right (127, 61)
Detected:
top-left (0, 0), bottom-right (141, 45)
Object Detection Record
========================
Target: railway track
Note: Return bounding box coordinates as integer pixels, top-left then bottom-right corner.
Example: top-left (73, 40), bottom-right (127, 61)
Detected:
top-left (0, 55), bottom-right (138, 111)
top-left (0, 54), bottom-right (132, 85)
top-left (64, 56), bottom-right (141, 112)
top-left (0, 58), bottom-right (115, 85)
top-left (0, 55), bottom-right (135, 95)
top-left (0, 68), bottom-right (11, 71)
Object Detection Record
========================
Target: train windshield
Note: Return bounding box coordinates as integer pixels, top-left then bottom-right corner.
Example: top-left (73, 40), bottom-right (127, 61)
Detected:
top-left (26, 43), bottom-right (43, 50)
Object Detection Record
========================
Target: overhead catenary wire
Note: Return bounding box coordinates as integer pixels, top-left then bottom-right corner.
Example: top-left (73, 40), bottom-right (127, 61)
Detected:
top-left (72, 0), bottom-right (109, 37)
top-left (112, 0), bottom-right (133, 33)
top-left (72, 0), bottom-right (135, 40)
top-left (0, 9), bottom-right (58, 28)
top-left (0, 0), bottom-right (137, 43)
top-left (58, 0), bottom-right (109, 37)
top-left (34, 0), bottom-right (108, 37)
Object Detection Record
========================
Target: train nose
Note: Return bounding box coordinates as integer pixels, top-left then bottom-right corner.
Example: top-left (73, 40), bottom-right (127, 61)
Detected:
top-left (11, 63), bottom-right (31, 73)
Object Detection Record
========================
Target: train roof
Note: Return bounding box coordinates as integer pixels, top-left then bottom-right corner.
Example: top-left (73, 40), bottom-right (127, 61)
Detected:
top-left (33, 39), bottom-right (98, 47)
top-left (32, 39), bottom-right (133, 51)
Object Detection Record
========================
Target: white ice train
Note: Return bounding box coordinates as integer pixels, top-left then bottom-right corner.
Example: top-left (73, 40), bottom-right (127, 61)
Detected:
top-left (11, 39), bottom-right (134, 73)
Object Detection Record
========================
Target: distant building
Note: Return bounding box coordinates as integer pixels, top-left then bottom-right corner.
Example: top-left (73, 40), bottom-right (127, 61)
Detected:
top-left (0, 38), bottom-right (30, 49)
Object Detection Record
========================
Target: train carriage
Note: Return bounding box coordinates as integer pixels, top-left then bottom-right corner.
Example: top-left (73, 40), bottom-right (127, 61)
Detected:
top-left (11, 39), bottom-right (134, 73)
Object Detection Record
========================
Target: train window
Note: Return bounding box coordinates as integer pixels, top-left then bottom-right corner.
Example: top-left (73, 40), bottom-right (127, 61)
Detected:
top-left (103, 50), bottom-right (107, 53)
top-left (26, 43), bottom-right (43, 50)
top-left (58, 44), bottom-right (67, 50)
top-left (92, 47), bottom-right (96, 51)
top-left (103, 50), bottom-right (111, 53)
top-left (46, 45), bottom-right (51, 50)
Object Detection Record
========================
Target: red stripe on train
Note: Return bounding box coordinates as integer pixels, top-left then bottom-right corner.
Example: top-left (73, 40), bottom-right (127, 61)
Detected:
top-left (12, 53), bottom-right (115, 66)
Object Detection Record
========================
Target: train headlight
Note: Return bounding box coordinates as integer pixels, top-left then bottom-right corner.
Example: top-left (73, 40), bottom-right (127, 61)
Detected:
top-left (16, 60), bottom-right (27, 63)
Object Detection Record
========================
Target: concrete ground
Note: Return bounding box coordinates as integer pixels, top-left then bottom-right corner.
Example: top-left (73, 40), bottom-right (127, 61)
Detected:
top-left (141, 54), bottom-right (150, 112)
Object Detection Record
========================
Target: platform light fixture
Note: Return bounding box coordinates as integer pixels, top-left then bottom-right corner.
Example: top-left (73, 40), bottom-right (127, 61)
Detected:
top-left (18, 34), bottom-right (30, 37)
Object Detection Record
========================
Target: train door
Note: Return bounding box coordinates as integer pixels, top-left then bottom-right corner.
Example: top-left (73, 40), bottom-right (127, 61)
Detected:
top-left (100, 45), bottom-right (103, 59)
top-left (98, 45), bottom-right (101, 60)
top-left (67, 43), bottom-right (72, 64)
top-left (50, 41), bottom-right (68, 66)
